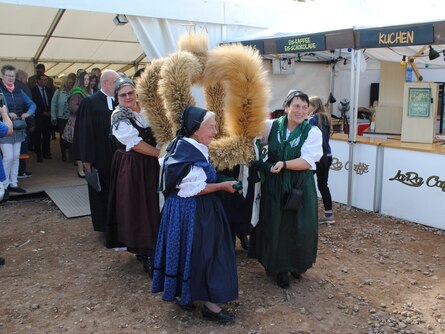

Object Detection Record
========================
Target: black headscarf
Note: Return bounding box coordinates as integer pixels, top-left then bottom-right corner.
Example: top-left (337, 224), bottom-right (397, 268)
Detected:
top-left (159, 105), bottom-right (208, 192)
top-left (180, 105), bottom-right (207, 137)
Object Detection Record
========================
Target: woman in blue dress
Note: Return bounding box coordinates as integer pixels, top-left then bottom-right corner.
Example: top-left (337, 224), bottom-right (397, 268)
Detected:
top-left (152, 105), bottom-right (238, 324)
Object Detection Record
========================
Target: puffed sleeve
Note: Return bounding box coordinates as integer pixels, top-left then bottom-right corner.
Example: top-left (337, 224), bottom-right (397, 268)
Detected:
top-left (177, 166), bottom-right (207, 198)
top-left (300, 126), bottom-right (323, 170)
top-left (112, 120), bottom-right (143, 152)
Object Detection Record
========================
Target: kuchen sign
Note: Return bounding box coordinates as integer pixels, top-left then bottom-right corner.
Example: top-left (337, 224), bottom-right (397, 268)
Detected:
top-left (359, 24), bottom-right (434, 48)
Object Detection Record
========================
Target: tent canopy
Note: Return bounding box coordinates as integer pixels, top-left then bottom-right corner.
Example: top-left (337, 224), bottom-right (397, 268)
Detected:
top-left (225, 1), bottom-right (445, 67)
top-left (0, 0), bottom-right (302, 78)
top-left (0, 3), bottom-right (148, 77)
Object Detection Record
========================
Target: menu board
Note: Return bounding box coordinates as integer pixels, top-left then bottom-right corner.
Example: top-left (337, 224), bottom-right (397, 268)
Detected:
top-left (275, 33), bottom-right (325, 53)
top-left (407, 88), bottom-right (431, 117)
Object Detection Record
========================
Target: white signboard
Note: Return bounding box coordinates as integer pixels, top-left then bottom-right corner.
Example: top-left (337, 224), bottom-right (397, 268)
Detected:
top-left (381, 147), bottom-right (445, 229)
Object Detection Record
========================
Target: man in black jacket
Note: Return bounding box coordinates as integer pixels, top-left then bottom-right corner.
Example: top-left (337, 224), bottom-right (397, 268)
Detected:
top-left (31, 74), bottom-right (53, 162)
top-left (76, 69), bottom-right (119, 232)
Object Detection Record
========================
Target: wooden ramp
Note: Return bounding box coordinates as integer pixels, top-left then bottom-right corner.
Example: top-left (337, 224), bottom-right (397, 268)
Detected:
top-left (45, 184), bottom-right (90, 218)
top-left (10, 137), bottom-right (90, 218)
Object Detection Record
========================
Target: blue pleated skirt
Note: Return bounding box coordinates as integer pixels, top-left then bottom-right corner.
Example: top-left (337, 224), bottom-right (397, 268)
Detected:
top-left (152, 192), bottom-right (238, 306)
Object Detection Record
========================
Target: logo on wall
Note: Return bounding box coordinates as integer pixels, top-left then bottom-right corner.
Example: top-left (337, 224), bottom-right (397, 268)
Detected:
top-left (330, 157), bottom-right (369, 175)
top-left (389, 170), bottom-right (445, 192)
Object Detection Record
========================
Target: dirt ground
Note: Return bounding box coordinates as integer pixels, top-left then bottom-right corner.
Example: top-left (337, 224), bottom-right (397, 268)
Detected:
top-left (1, 197), bottom-right (444, 334)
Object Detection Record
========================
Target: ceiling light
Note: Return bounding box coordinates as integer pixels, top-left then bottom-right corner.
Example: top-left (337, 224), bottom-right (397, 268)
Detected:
top-left (400, 55), bottom-right (406, 67)
top-left (113, 14), bottom-right (128, 26)
top-left (428, 45), bottom-right (440, 61)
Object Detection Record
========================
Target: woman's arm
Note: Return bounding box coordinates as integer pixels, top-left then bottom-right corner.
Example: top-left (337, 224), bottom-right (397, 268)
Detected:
top-left (68, 94), bottom-right (81, 116)
top-left (113, 119), bottom-right (159, 157)
top-left (271, 158), bottom-right (311, 173)
top-left (21, 90), bottom-right (36, 118)
top-left (270, 127), bottom-right (323, 174)
top-left (0, 106), bottom-right (13, 136)
top-left (196, 181), bottom-right (237, 196)
top-left (132, 141), bottom-right (159, 158)
top-left (177, 166), bottom-right (237, 198)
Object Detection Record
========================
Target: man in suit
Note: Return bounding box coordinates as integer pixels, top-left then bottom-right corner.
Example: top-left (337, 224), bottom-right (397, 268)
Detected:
top-left (28, 64), bottom-right (55, 93)
top-left (76, 69), bottom-right (119, 233)
top-left (31, 74), bottom-right (54, 162)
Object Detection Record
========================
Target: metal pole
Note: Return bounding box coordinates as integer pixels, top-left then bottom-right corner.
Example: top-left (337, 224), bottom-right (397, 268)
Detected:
top-left (347, 49), bottom-right (361, 207)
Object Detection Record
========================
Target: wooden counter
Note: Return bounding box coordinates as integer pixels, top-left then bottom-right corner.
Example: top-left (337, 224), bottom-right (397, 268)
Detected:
top-left (332, 133), bottom-right (445, 154)
top-left (329, 134), bottom-right (445, 229)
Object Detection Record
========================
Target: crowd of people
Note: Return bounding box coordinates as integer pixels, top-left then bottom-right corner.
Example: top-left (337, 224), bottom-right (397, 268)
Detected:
top-left (0, 64), bottom-right (108, 196)
top-left (0, 63), bottom-right (335, 324)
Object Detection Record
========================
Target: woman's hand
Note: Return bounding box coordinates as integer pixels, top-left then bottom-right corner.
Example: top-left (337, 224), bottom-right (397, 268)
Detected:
top-left (270, 161), bottom-right (285, 174)
top-left (21, 112), bottom-right (30, 119)
top-left (222, 180), bottom-right (238, 193)
top-left (9, 112), bottom-right (17, 120)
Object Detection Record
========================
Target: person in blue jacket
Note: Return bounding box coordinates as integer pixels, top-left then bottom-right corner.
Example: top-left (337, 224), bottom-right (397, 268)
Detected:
top-left (0, 65), bottom-right (36, 194)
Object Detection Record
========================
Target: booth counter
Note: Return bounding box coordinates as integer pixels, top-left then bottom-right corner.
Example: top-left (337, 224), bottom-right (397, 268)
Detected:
top-left (329, 134), bottom-right (445, 229)
top-left (378, 140), bottom-right (445, 229)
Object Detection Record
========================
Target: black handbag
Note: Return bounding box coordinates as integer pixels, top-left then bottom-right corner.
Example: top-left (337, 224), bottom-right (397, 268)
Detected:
top-left (12, 119), bottom-right (27, 130)
top-left (284, 187), bottom-right (304, 211)
top-left (25, 116), bottom-right (35, 131)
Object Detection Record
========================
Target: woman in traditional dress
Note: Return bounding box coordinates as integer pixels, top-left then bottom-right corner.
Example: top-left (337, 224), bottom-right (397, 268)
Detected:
top-left (66, 71), bottom-right (89, 177)
top-left (106, 76), bottom-right (160, 274)
top-left (152, 106), bottom-right (238, 324)
top-left (250, 90), bottom-right (323, 289)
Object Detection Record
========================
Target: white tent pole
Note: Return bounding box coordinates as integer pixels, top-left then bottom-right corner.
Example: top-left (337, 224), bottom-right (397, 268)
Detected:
top-left (352, 49), bottom-right (361, 144)
top-left (346, 49), bottom-right (361, 207)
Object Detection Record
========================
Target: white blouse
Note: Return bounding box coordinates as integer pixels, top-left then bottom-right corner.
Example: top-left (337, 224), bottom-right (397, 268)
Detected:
top-left (111, 110), bottom-right (149, 152)
top-left (261, 119), bottom-right (323, 170)
top-left (176, 137), bottom-right (209, 198)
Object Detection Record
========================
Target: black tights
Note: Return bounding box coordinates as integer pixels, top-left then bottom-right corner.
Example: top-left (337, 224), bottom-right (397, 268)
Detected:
top-left (315, 155), bottom-right (333, 211)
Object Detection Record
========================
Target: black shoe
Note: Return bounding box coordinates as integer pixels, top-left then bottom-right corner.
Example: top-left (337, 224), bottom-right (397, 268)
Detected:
top-left (18, 171), bottom-right (33, 179)
top-left (1, 189), bottom-right (9, 202)
top-left (0, 257), bottom-right (5, 266)
top-left (276, 272), bottom-right (289, 289)
top-left (8, 186), bottom-right (26, 194)
top-left (238, 235), bottom-right (249, 250)
top-left (175, 298), bottom-right (196, 311)
top-left (43, 154), bottom-right (52, 159)
top-left (142, 255), bottom-right (153, 278)
top-left (201, 305), bottom-right (235, 324)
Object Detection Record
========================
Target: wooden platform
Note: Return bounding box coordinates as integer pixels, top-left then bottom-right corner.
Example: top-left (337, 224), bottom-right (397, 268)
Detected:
top-left (10, 136), bottom-right (89, 218)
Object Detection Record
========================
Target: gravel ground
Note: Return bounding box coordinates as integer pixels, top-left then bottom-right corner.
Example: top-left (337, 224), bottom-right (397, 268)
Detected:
top-left (1, 197), bottom-right (444, 334)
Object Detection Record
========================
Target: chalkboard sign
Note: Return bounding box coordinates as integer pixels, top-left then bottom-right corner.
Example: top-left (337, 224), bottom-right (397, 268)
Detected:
top-left (408, 87), bottom-right (431, 117)
top-left (276, 33), bottom-right (325, 53)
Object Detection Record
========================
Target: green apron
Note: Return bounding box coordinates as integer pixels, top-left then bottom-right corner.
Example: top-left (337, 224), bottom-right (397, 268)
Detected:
top-left (252, 116), bottom-right (319, 275)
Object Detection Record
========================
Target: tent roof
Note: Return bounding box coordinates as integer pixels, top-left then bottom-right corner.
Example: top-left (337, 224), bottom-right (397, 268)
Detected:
top-left (225, 1), bottom-right (445, 67)
top-left (0, 3), bottom-right (148, 77)
top-left (0, 0), bottom-right (299, 77)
